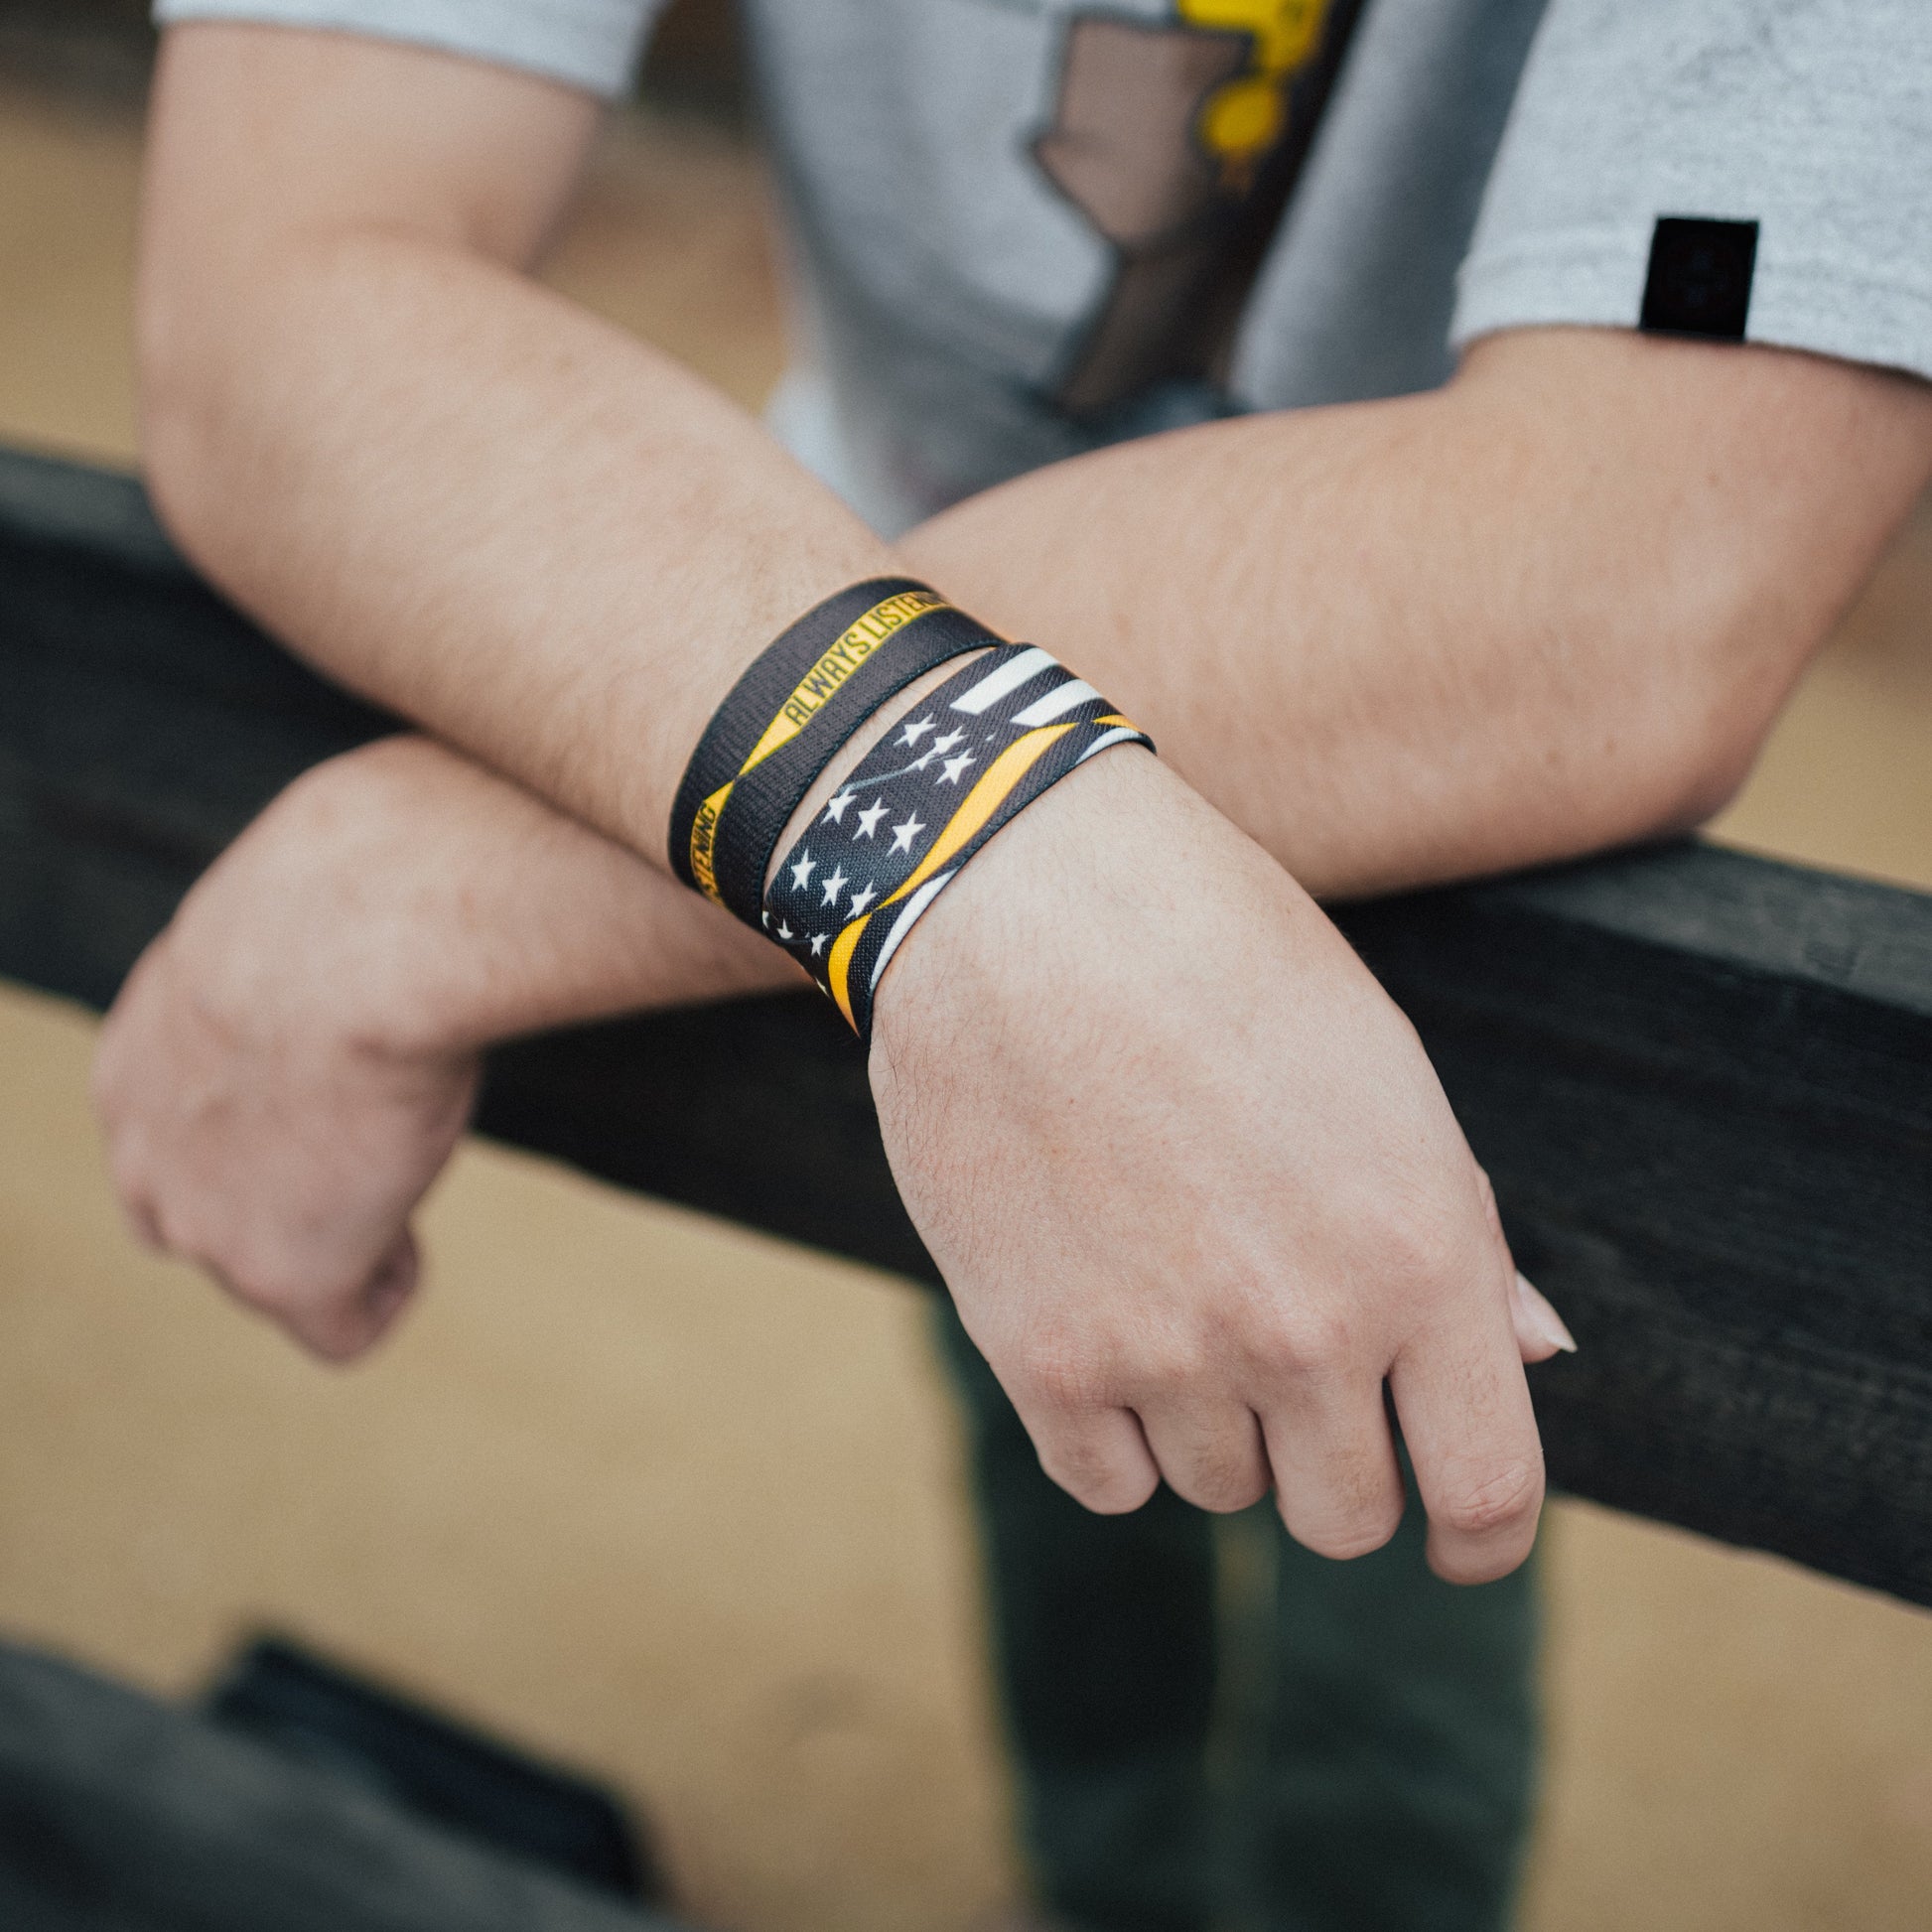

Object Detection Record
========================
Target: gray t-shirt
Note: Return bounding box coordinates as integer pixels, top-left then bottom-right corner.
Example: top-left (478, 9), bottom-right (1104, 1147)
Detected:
top-left (155, 0), bottom-right (1932, 534)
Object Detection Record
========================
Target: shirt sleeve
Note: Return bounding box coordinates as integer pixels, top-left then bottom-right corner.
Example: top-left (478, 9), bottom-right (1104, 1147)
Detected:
top-left (1451, 0), bottom-right (1932, 384)
top-left (151, 0), bottom-right (665, 99)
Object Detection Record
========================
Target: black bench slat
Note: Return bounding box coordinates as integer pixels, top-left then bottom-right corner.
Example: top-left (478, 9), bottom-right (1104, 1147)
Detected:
top-left (4, 446), bottom-right (1929, 1607)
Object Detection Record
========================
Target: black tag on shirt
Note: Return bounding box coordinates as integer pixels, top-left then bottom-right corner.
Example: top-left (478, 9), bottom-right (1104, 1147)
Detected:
top-left (1640, 217), bottom-right (1758, 341)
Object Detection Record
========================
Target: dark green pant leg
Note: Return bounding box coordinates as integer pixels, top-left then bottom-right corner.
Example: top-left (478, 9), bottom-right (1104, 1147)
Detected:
top-left (1241, 1496), bottom-right (1539, 1932)
top-left (936, 1304), bottom-right (1539, 1932)
top-left (934, 1303), bottom-right (1221, 1932)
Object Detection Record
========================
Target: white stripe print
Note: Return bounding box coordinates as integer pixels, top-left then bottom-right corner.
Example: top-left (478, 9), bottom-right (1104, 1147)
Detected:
top-left (1075, 724), bottom-right (1142, 762)
top-left (869, 871), bottom-right (957, 993)
top-left (950, 646), bottom-right (1058, 715)
top-left (1013, 679), bottom-right (1100, 727)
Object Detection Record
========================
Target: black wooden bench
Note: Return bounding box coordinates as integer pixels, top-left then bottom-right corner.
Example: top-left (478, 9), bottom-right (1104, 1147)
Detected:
top-left (4, 444), bottom-right (1929, 1608)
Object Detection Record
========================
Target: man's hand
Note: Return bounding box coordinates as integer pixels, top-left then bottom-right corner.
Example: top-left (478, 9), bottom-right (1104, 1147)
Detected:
top-left (873, 750), bottom-right (1574, 1582)
top-left (93, 737), bottom-right (790, 1358)
top-left (94, 922), bottom-right (475, 1360)
top-left (96, 728), bottom-right (1570, 1583)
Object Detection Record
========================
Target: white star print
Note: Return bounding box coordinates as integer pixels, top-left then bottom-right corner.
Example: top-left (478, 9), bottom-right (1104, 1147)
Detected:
top-left (776, 920), bottom-right (793, 941)
top-left (820, 865), bottom-right (849, 906)
top-left (897, 716), bottom-right (937, 748)
top-left (789, 850), bottom-right (817, 892)
top-left (822, 790), bottom-right (856, 826)
top-left (910, 749), bottom-right (938, 770)
top-left (930, 728), bottom-right (966, 756)
top-left (809, 932), bottom-right (827, 957)
top-left (890, 814), bottom-right (925, 855)
top-left (846, 883), bottom-right (877, 917)
top-left (938, 752), bottom-right (976, 785)
top-left (854, 798), bottom-right (889, 840)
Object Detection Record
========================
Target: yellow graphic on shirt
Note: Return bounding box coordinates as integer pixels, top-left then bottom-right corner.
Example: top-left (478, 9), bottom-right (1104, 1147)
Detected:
top-left (1033, 0), bottom-right (1350, 409)
top-left (1178, 0), bottom-right (1332, 187)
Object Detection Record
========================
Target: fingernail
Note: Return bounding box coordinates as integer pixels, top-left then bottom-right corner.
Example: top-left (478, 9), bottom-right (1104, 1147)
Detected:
top-left (1516, 1272), bottom-right (1578, 1353)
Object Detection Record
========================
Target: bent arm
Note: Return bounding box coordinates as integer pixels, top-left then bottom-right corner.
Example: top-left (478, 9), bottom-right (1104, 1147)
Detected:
top-left (139, 23), bottom-right (894, 854)
top-left (901, 328), bottom-right (1932, 899)
top-left (141, 28), bottom-right (1932, 1033)
top-left (140, 17), bottom-right (1921, 1576)
top-left (192, 332), bottom-right (1929, 1051)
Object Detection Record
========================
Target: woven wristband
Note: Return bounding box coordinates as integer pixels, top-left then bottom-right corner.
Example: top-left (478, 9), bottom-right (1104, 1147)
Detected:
top-left (762, 643), bottom-right (1154, 1041)
top-left (668, 578), bottom-right (1003, 927)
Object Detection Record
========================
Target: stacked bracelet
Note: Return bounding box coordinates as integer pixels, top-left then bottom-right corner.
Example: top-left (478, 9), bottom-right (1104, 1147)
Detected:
top-left (670, 586), bottom-right (1154, 1044)
top-left (760, 642), bottom-right (1153, 1041)
top-left (667, 578), bottom-right (1003, 926)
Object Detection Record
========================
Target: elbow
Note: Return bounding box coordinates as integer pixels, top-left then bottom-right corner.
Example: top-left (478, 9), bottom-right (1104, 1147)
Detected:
top-left (1648, 671), bottom-right (1769, 834)
top-left (1644, 724), bottom-right (1759, 838)
top-left (134, 205), bottom-right (308, 570)
top-left (134, 259), bottom-right (227, 566)
top-left (1619, 598), bottom-right (1817, 843)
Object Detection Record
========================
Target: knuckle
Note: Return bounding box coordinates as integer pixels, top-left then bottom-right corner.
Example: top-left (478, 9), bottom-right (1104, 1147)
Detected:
top-left (1436, 1458), bottom-right (1543, 1540)
top-left (216, 1244), bottom-right (324, 1319)
top-left (300, 1317), bottom-right (377, 1365)
top-left (1336, 1169), bottom-right (1467, 1285)
top-left (87, 1061), bottom-right (121, 1123)
top-left (1375, 1210), bottom-right (1462, 1293)
top-left (1471, 1166), bottom-right (1505, 1240)
top-left (1325, 1521), bottom-right (1403, 1562)
top-left (102, 1132), bottom-right (144, 1188)
top-left (1016, 1334), bottom-right (1112, 1415)
top-left (1249, 1303), bottom-right (1355, 1379)
top-left (104, 1148), bottom-right (154, 1222)
top-left (1277, 1446), bottom-right (1407, 1558)
top-left (149, 1199), bottom-right (203, 1264)
top-left (221, 1269), bottom-right (297, 1317)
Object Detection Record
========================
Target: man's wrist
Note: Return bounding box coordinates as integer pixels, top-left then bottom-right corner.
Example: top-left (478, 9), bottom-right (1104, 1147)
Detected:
top-left (671, 577), bottom-right (1156, 1043)
top-left (763, 642), bottom-right (1151, 1035)
top-left (761, 655), bottom-right (995, 892)
top-left (864, 736), bottom-right (1174, 1062)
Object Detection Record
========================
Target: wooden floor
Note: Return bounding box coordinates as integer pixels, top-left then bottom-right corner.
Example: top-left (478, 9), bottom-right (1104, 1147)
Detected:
top-left (2, 75), bottom-right (1930, 1932)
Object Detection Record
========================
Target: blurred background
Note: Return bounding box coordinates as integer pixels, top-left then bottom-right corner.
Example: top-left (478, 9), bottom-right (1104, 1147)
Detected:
top-left (1, 4), bottom-right (1929, 1928)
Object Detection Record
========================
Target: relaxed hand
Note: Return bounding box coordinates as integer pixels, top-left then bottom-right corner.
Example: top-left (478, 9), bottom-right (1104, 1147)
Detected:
top-left (870, 749), bottom-right (1572, 1584)
top-left (93, 735), bottom-right (801, 1357)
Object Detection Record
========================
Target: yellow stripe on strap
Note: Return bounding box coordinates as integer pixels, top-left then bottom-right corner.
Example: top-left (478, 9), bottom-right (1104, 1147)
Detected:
top-left (686, 588), bottom-right (950, 903)
top-left (740, 589), bottom-right (948, 773)
top-left (686, 777), bottom-right (736, 903)
top-left (883, 724), bottom-right (1076, 909)
top-left (826, 909), bottom-right (874, 1031)
top-left (824, 725), bottom-right (1073, 1027)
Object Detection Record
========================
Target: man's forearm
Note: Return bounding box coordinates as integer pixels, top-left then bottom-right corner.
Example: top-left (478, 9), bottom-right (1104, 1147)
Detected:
top-left (227, 330), bottom-right (1932, 1054)
top-left (900, 329), bottom-right (1932, 898)
top-left (144, 34), bottom-right (1932, 1000)
top-left (141, 31), bottom-right (896, 864)
top-left (223, 737), bottom-right (798, 1061)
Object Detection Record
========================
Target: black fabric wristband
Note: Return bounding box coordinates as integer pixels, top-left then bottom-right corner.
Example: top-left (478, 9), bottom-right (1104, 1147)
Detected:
top-left (710, 600), bottom-right (1001, 925)
top-left (667, 579), bottom-right (1003, 928)
top-left (669, 579), bottom-right (927, 894)
top-left (761, 643), bottom-right (1154, 1042)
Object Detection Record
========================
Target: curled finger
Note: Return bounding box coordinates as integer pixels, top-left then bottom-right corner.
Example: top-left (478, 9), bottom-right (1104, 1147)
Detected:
top-left (1260, 1376), bottom-right (1406, 1560)
top-left (1009, 1395), bottom-right (1162, 1516)
top-left (1135, 1399), bottom-right (1271, 1513)
top-left (1390, 1296), bottom-right (1546, 1585)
